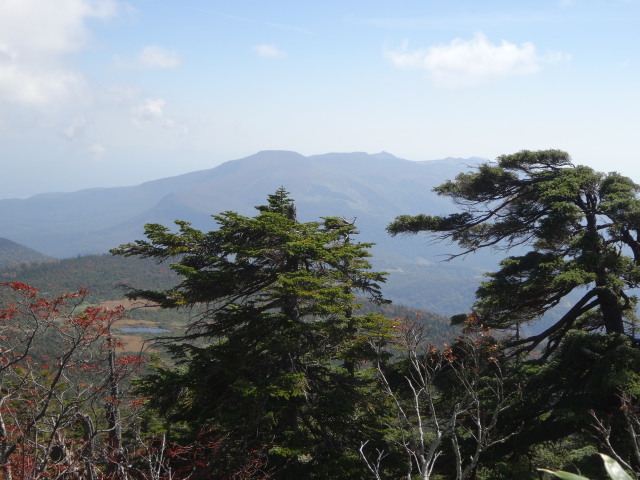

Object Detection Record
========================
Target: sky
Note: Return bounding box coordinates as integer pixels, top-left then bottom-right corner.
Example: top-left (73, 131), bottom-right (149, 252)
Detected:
top-left (1, 0), bottom-right (639, 199)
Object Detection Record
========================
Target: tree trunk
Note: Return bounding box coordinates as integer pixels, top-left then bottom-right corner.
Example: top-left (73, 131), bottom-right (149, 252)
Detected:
top-left (75, 413), bottom-right (96, 480)
top-left (106, 329), bottom-right (128, 480)
top-left (599, 287), bottom-right (625, 334)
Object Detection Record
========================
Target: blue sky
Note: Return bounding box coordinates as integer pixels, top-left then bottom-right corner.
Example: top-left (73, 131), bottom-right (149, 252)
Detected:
top-left (1, 0), bottom-right (638, 198)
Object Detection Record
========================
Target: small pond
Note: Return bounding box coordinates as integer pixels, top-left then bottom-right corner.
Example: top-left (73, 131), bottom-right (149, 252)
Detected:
top-left (118, 327), bottom-right (170, 333)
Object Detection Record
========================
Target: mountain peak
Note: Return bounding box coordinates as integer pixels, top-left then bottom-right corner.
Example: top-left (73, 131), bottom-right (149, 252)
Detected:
top-left (249, 150), bottom-right (307, 161)
top-left (371, 151), bottom-right (402, 160)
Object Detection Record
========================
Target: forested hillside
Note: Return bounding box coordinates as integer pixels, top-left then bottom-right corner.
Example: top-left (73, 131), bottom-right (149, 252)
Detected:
top-left (0, 237), bottom-right (51, 268)
top-left (0, 254), bottom-right (178, 301)
top-left (0, 252), bottom-right (458, 346)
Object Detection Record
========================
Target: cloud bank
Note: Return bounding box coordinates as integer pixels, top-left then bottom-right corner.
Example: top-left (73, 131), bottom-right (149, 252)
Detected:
top-left (385, 33), bottom-right (569, 87)
top-left (0, 0), bottom-right (118, 106)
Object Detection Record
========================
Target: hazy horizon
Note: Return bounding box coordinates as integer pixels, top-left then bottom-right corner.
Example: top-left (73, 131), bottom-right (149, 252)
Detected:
top-left (1, 1), bottom-right (638, 199)
top-left (1, 149), bottom-right (485, 200)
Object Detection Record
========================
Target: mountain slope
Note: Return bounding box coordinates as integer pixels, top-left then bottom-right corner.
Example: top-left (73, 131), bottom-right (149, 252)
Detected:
top-left (0, 237), bottom-right (51, 269)
top-left (0, 151), bottom-right (492, 314)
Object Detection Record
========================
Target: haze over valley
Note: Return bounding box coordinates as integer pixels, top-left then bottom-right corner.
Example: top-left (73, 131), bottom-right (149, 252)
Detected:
top-left (0, 150), bottom-right (492, 316)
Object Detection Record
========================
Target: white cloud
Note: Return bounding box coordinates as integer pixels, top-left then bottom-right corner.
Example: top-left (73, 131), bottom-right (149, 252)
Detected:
top-left (385, 33), bottom-right (569, 87)
top-left (0, 0), bottom-right (117, 56)
top-left (132, 98), bottom-right (187, 133)
top-left (252, 44), bottom-right (287, 58)
top-left (61, 116), bottom-right (109, 160)
top-left (137, 45), bottom-right (181, 69)
top-left (133, 98), bottom-right (166, 120)
top-left (0, 64), bottom-right (88, 105)
top-left (0, 0), bottom-right (118, 106)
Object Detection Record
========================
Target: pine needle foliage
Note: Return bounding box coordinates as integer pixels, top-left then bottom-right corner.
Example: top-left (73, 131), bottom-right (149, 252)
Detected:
top-left (111, 188), bottom-right (394, 479)
top-left (388, 150), bottom-right (640, 358)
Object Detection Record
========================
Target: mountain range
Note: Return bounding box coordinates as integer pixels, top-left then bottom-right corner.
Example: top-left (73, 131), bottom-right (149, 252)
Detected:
top-left (0, 150), bottom-right (496, 315)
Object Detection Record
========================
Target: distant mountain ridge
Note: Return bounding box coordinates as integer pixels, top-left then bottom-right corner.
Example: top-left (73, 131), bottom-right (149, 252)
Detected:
top-left (0, 151), bottom-right (492, 314)
top-left (0, 237), bottom-right (51, 269)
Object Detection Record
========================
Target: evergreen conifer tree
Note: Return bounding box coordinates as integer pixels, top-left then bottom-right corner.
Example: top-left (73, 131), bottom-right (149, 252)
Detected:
top-left (387, 151), bottom-right (640, 471)
top-left (388, 150), bottom-right (640, 358)
top-left (112, 188), bottom-right (393, 479)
